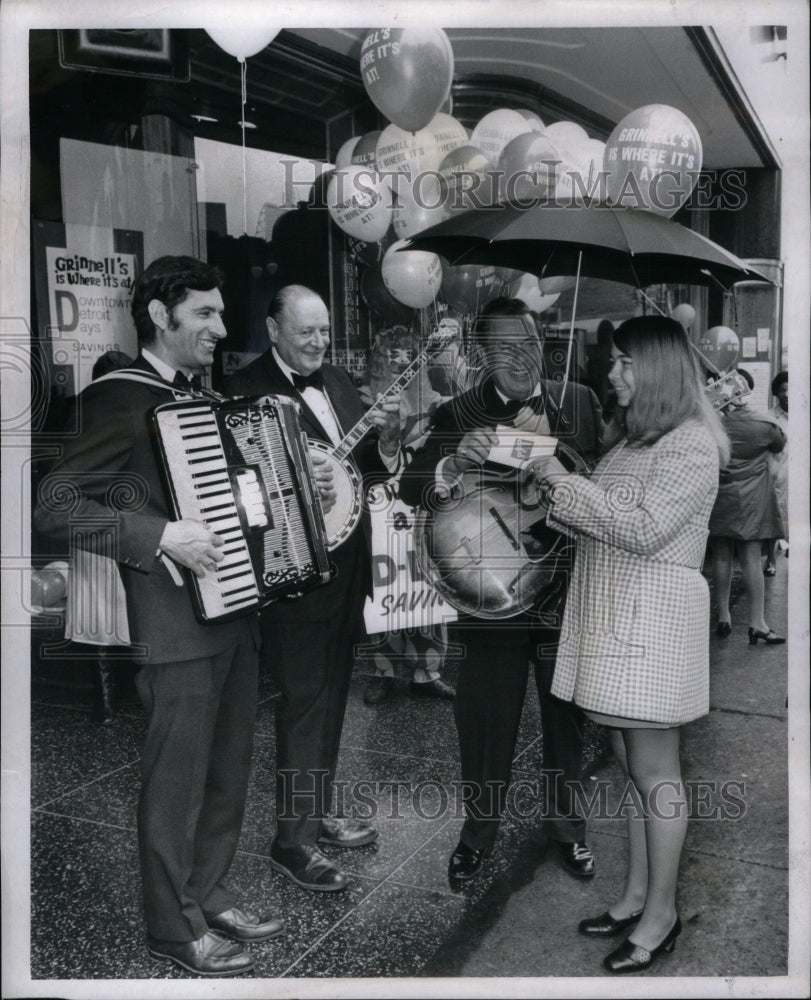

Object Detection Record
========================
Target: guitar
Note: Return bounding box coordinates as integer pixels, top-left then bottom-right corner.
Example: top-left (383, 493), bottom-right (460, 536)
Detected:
top-left (412, 438), bottom-right (588, 619)
top-left (314, 322), bottom-right (459, 550)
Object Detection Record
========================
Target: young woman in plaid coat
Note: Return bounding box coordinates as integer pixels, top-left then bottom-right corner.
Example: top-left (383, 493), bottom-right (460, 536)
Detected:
top-left (534, 316), bottom-right (730, 974)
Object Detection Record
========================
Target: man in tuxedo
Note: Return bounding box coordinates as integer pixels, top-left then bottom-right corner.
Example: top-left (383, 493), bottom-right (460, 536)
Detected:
top-left (225, 285), bottom-right (401, 892)
top-left (398, 297), bottom-right (604, 883)
top-left (34, 256), bottom-right (284, 976)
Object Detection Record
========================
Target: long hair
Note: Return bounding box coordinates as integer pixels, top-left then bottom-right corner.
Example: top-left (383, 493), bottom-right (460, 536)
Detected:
top-left (612, 316), bottom-right (729, 465)
top-left (131, 256), bottom-right (224, 347)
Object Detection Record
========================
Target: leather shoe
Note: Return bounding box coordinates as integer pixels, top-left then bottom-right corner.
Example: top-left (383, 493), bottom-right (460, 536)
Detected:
top-left (448, 842), bottom-right (488, 880)
top-left (318, 816), bottom-right (379, 848)
top-left (410, 678), bottom-right (455, 700)
top-left (146, 930), bottom-right (254, 976)
top-left (208, 906), bottom-right (284, 942)
top-left (603, 916), bottom-right (682, 973)
top-left (559, 840), bottom-right (596, 878)
top-left (269, 841), bottom-right (348, 892)
top-left (578, 909), bottom-right (643, 937)
top-left (364, 674), bottom-right (394, 705)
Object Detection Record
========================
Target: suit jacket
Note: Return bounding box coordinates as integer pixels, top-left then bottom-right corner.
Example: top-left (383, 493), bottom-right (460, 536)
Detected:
top-left (33, 355), bottom-right (259, 663)
top-left (225, 348), bottom-right (391, 622)
top-left (397, 376), bottom-right (604, 641)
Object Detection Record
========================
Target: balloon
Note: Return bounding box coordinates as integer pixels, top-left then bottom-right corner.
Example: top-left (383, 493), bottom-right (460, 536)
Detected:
top-left (392, 175), bottom-right (449, 239)
top-left (326, 166), bottom-right (392, 242)
top-left (347, 226), bottom-right (398, 267)
top-left (497, 132), bottom-right (559, 202)
top-left (206, 26), bottom-right (279, 62)
top-left (604, 104), bottom-right (703, 217)
top-left (516, 109), bottom-right (545, 132)
top-left (334, 136), bottom-right (359, 169)
top-left (381, 240), bottom-right (443, 308)
top-left (437, 144), bottom-right (495, 213)
top-left (551, 133), bottom-right (606, 203)
top-left (470, 108), bottom-right (536, 167)
top-left (360, 28), bottom-right (454, 133)
top-left (440, 264), bottom-right (500, 314)
top-left (351, 130), bottom-right (382, 169)
top-left (360, 265), bottom-right (418, 325)
top-left (376, 113), bottom-right (468, 181)
top-left (30, 562), bottom-right (68, 608)
top-left (542, 120), bottom-right (589, 149)
top-left (670, 303), bottom-right (696, 330)
top-left (513, 273), bottom-right (562, 313)
top-left (496, 267), bottom-right (524, 286)
top-left (698, 326), bottom-right (739, 372)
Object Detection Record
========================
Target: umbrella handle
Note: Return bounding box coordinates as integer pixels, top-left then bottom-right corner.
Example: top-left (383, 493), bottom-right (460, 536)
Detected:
top-left (558, 251), bottom-right (582, 412)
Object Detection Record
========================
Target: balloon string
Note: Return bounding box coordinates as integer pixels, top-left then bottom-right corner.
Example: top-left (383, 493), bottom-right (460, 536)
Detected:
top-left (241, 59), bottom-right (248, 236)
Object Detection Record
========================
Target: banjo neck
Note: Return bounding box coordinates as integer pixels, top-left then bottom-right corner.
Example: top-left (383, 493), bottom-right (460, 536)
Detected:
top-left (331, 331), bottom-right (455, 463)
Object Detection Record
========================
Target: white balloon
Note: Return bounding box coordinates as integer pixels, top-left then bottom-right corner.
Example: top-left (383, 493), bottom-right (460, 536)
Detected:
top-left (334, 137), bottom-right (360, 170)
top-left (326, 167), bottom-right (392, 243)
top-left (381, 240), bottom-right (443, 309)
top-left (206, 27), bottom-right (279, 62)
top-left (513, 272), bottom-right (560, 313)
top-left (470, 109), bottom-right (535, 167)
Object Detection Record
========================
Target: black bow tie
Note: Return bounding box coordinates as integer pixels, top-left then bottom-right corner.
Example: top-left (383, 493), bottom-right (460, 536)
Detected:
top-left (173, 371), bottom-right (203, 390)
top-left (291, 369), bottom-right (324, 392)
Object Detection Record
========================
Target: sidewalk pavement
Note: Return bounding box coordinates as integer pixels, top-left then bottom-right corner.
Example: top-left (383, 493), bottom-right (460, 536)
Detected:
top-left (26, 550), bottom-right (801, 994)
top-left (422, 549), bottom-right (793, 985)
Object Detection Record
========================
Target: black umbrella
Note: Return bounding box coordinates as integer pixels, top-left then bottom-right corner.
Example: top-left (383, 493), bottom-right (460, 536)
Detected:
top-left (403, 202), bottom-right (770, 290)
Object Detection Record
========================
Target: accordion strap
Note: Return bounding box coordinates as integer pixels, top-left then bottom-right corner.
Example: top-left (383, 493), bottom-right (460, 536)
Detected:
top-left (92, 368), bottom-right (223, 401)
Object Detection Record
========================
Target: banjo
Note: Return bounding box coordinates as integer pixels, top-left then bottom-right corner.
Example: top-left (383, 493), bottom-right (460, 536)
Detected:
top-left (314, 322), bottom-right (459, 550)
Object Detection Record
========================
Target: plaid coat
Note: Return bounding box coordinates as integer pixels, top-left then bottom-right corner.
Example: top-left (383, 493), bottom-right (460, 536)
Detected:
top-left (548, 418), bottom-right (720, 725)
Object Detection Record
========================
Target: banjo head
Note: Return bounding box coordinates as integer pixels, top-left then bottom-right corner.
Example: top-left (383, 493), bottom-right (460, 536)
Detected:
top-left (309, 440), bottom-right (364, 551)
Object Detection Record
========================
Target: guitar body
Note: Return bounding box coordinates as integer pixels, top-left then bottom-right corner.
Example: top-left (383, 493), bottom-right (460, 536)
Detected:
top-left (308, 439), bottom-right (363, 551)
top-left (414, 468), bottom-right (572, 619)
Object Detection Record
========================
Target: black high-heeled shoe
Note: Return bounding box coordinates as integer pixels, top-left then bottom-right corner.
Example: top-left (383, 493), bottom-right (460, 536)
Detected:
top-left (579, 909), bottom-right (643, 937)
top-left (748, 627), bottom-right (785, 645)
top-left (715, 621), bottom-right (731, 638)
top-left (603, 916), bottom-right (681, 973)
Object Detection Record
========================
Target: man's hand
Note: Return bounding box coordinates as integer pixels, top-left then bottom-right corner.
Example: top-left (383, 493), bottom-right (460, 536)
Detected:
top-left (445, 427), bottom-right (498, 479)
top-left (159, 520), bottom-right (224, 579)
top-left (310, 450), bottom-right (337, 514)
top-left (370, 392), bottom-right (403, 457)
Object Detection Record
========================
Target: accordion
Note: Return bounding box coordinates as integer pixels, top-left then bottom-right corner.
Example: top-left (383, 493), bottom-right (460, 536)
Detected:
top-left (152, 395), bottom-right (333, 623)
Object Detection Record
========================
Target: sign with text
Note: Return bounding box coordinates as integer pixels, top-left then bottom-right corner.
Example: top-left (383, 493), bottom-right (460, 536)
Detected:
top-left (364, 480), bottom-right (458, 634)
top-left (45, 245), bottom-right (137, 391)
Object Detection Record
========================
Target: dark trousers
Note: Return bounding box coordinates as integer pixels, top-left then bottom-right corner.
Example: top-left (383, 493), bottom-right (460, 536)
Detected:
top-left (454, 626), bottom-right (586, 852)
top-left (265, 561), bottom-right (368, 848)
top-left (134, 634), bottom-right (258, 941)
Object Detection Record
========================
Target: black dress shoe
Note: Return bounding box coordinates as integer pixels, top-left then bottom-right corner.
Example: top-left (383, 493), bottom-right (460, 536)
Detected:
top-left (364, 674), bottom-right (394, 705)
top-left (146, 930), bottom-right (254, 976)
top-left (559, 840), bottom-right (595, 878)
top-left (603, 916), bottom-right (682, 973)
top-left (410, 678), bottom-right (456, 700)
top-left (715, 621), bottom-right (732, 638)
top-left (269, 841), bottom-right (348, 891)
top-left (318, 816), bottom-right (379, 848)
top-left (448, 842), bottom-right (489, 880)
top-left (578, 909), bottom-right (643, 937)
top-left (748, 627), bottom-right (785, 645)
top-left (208, 906), bottom-right (284, 942)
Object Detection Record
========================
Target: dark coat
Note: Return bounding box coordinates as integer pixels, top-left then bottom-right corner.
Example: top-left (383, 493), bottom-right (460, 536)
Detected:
top-left (225, 348), bottom-right (391, 621)
top-left (33, 355), bottom-right (258, 663)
